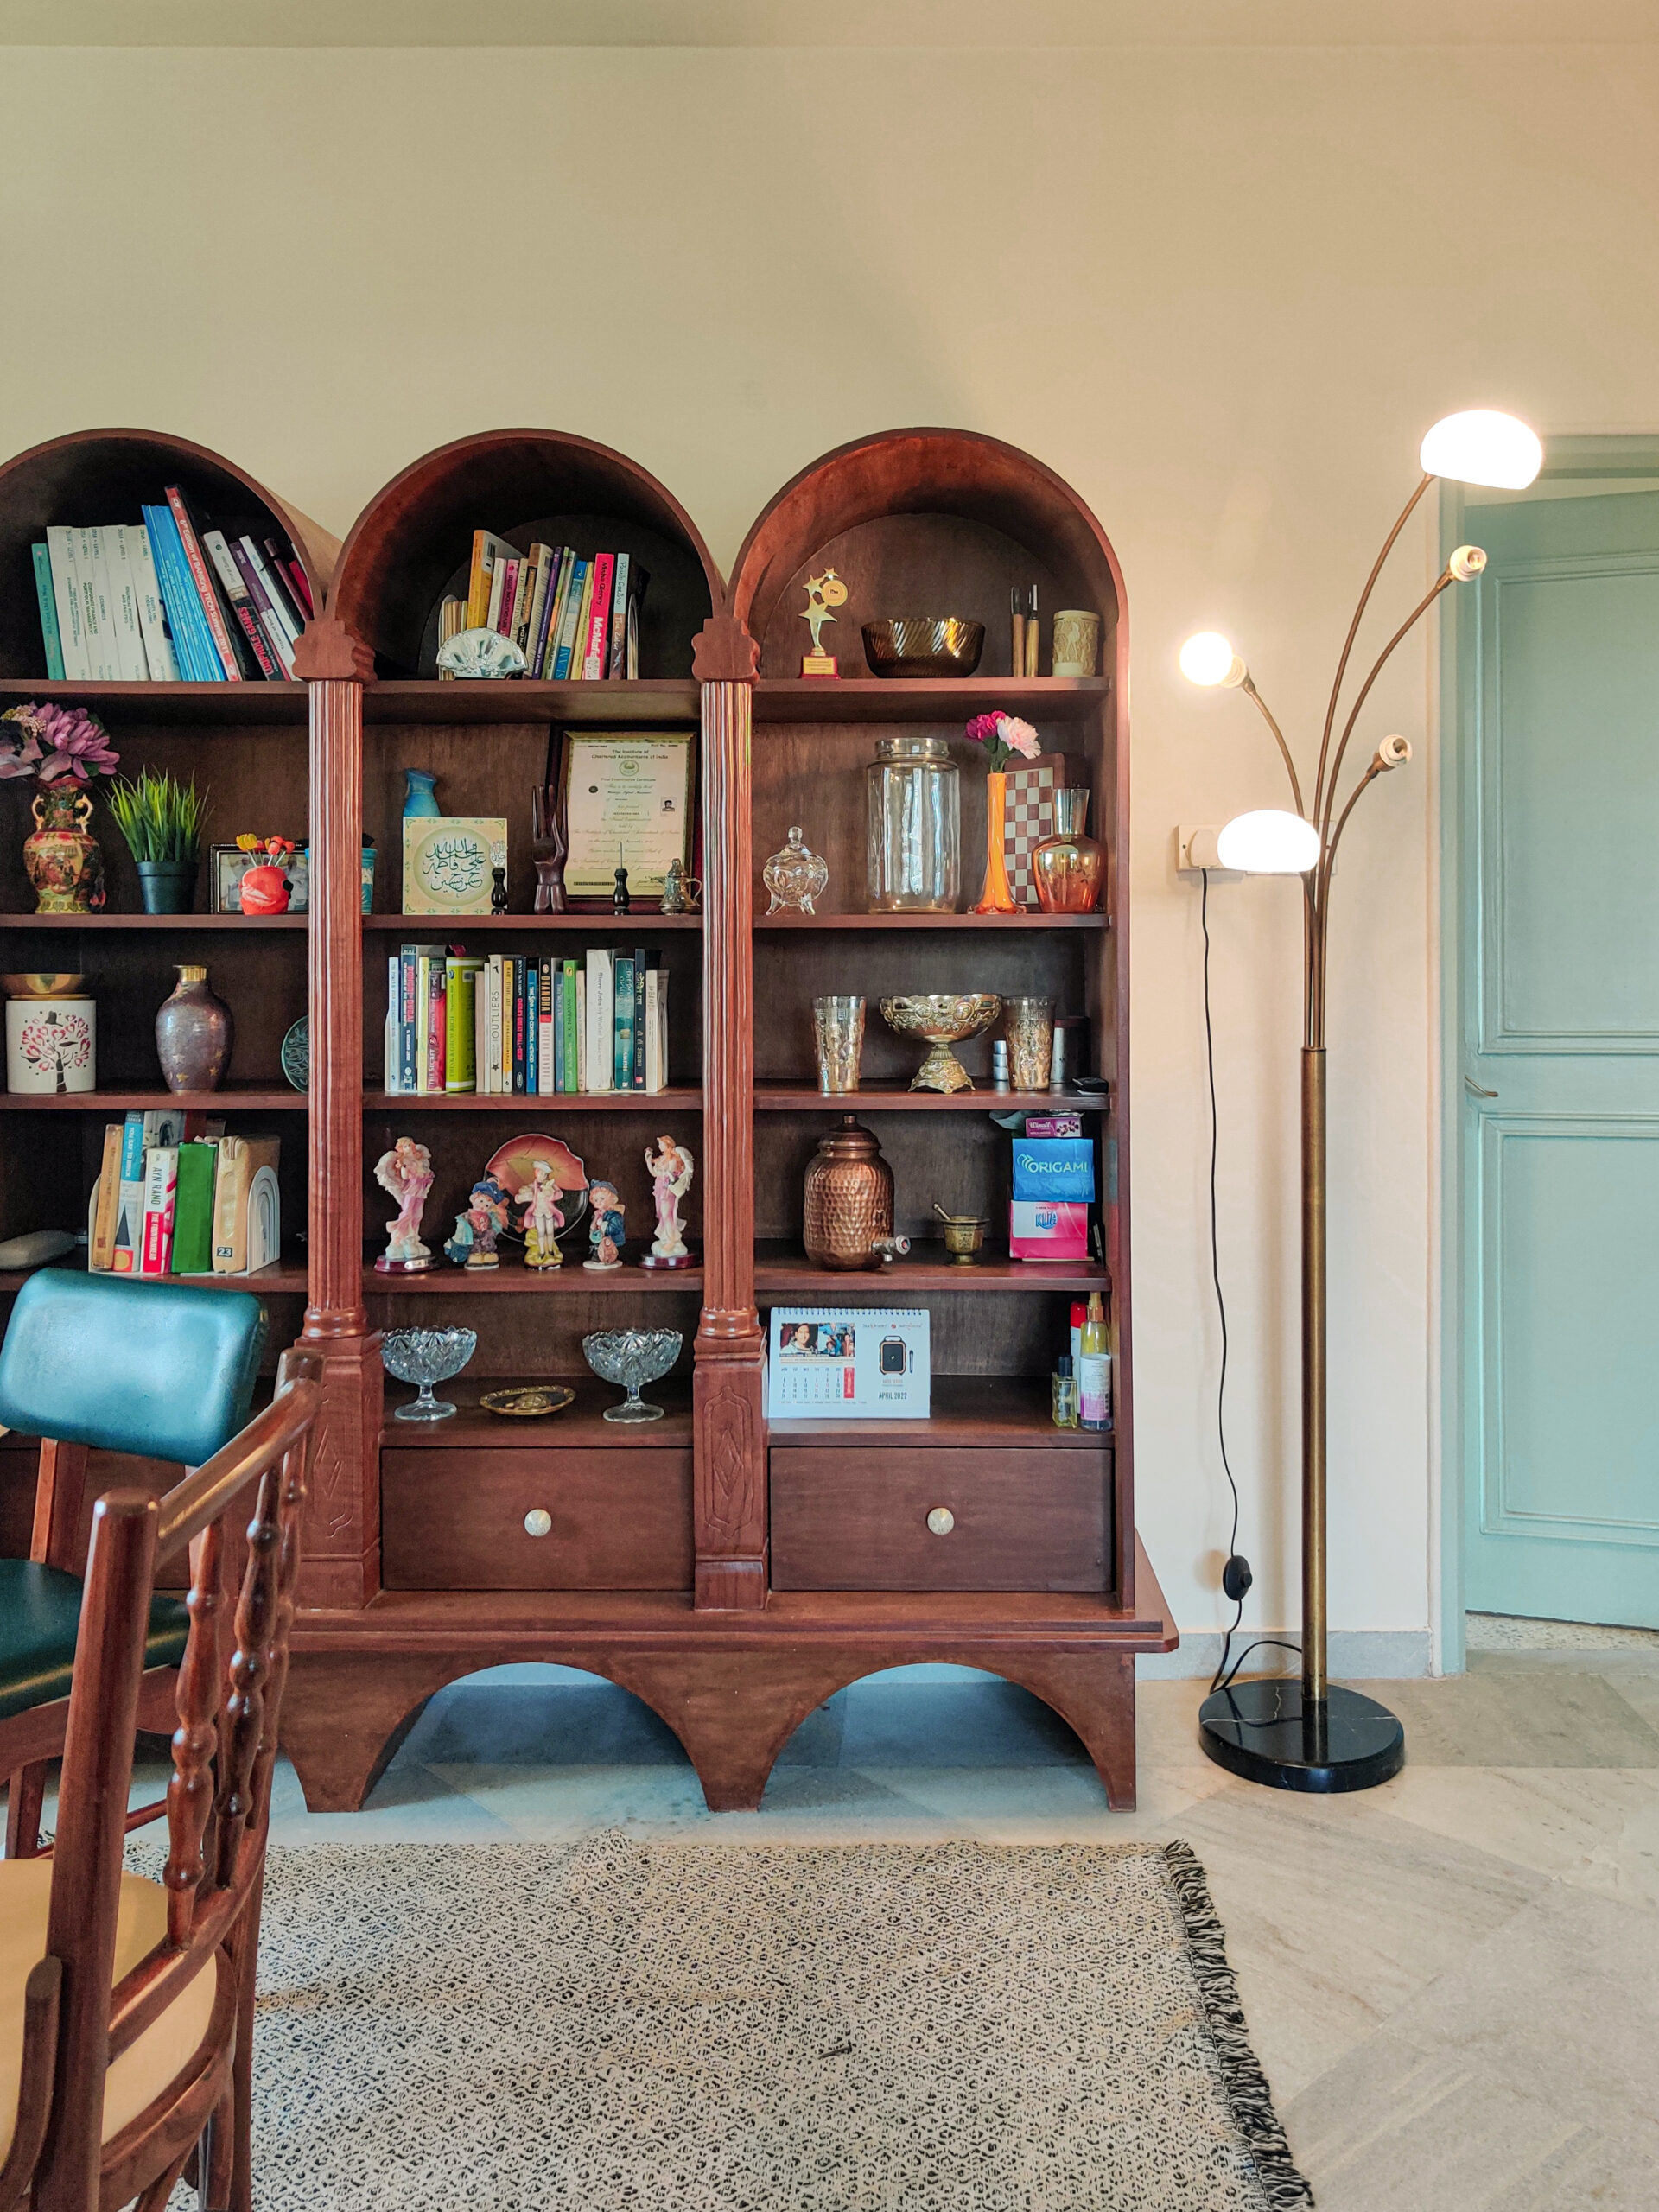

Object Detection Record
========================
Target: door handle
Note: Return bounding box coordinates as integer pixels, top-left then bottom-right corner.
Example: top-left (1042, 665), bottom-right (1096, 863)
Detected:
top-left (1464, 1075), bottom-right (1497, 1098)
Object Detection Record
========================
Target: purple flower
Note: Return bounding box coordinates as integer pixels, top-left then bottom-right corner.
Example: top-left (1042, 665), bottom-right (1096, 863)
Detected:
top-left (3, 702), bottom-right (118, 784)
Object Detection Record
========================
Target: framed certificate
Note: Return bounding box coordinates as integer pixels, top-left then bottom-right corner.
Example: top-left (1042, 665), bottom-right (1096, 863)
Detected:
top-left (561, 731), bottom-right (694, 904)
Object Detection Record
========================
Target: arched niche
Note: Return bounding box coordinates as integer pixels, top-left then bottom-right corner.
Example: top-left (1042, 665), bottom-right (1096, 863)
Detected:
top-left (0, 427), bottom-right (336, 681)
top-left (328, 429), bottom-right (722, 679)
top-left (727, 427), bottom-right (1127, 680)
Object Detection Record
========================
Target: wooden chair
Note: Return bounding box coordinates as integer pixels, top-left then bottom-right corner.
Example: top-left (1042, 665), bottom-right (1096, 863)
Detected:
top-left (0, 1273), bottom-right (268, 1859)
top-left (0, 1344), bottom-right (320, 2212)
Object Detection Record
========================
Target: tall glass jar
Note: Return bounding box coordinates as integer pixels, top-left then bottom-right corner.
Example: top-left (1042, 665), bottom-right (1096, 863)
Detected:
top-left (866, 736), bottom-right (960, 912)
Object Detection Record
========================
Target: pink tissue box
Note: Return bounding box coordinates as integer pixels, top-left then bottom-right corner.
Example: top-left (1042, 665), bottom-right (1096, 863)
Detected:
top-left (1023, 1113), bottom-right (1082, 1139)
top-left (1008, 1199), bottom-right (1090, 1262)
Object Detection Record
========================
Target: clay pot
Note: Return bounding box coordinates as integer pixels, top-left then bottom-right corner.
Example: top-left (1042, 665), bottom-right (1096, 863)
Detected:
top-left (803, 1116), bottom-right (895, 1272)
top-left (156, 965), bottom-right (232, 1094)
top-left (24, 787), bottom-right (103, 913)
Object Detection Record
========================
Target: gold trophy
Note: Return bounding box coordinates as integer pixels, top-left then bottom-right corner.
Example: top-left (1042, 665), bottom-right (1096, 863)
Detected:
top-left (801, 568), bottom-right (848, 677)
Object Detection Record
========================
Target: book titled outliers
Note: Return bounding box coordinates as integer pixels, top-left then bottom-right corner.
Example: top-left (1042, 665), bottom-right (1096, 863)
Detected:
top-left (32, 488), bottom-right (311, 682)
top-left (383, 946), bottom-right (671, 1096)
top-left (436, 533), bottom-right (646, 680)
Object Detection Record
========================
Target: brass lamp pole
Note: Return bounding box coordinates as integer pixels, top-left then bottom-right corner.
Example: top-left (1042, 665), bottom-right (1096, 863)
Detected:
top-left (1186, 410), bottom-right (1541, 1792)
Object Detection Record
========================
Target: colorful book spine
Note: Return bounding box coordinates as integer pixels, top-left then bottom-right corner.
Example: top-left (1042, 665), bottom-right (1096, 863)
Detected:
top-left (613, 954), bottom-right (636, 1090)
top-left (550, 557), bottom-right (588, 679)
top-left (581, 552), bottom-right (615, 678)
top-left (228, 537), bottom-right (296, 675)
top-left (563, 960), bottom-right (580, 1092)
top-left (398, 944), bottom-right (420, 1093)
top-left (522, 543), bottom-right (555, 670)
top-left (139, 1146), bottom-right (180, 1275)
top-left (538, 550), bottom-right (573, 676)
top-left (89, 1122), bottom-right (124, 1270)
top-left (273, 546), bottom-right (313, 620)
top-left (524, 958), bottom-right (538, 1096)
top-left (204, 530), bottom-right (281, 678)
top-left (165, 486), bottom-right (244, 679)
top-left (445, 955), bottom-right (483, 1092)
top-left (511, 956), bottom-right (527, 1093)
top-left (144, 506), bottom-right (219, 679)
top-left (31, 544), bottom-right (65, 679)
top-left (111, 1110), bottom-right (148, 1272)
top-left (44, 529), bottom-right (88, 678)
top-left (171, 1141), bottom-right (219, 1274)
top-left (537, 963), bottom-right (554, 1096)
top-left (607, 553), bottom-right (631, 678)
top-left (632, 947), bottom-right (650, 1090)
top-left (126, 524), bottom-right (180, 680)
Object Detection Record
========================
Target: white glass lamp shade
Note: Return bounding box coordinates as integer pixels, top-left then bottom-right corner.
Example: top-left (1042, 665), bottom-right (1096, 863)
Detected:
top-left (1419, 410), bottom-right (1542, 491)
top-left (1179, 632), bottom-right (1247, 688)
top-left (1217, 808), bottom-right (1322, 874)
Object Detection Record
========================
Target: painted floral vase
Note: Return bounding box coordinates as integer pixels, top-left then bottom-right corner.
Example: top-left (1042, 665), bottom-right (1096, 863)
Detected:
top-left (156, 964), bottom-right (233, 1094)
top-left (24, 787), bottom-right (104, 913)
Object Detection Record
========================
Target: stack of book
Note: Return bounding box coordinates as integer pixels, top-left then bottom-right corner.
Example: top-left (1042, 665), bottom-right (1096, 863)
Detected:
top-left (385, 946), bottom-right (670, 1096)
top-left (33, 487), bottom-right (312, 681)
top-left (87, 1110), bottom-right (282, 1276)
top-left (436, 535), bottom-right (645, 681)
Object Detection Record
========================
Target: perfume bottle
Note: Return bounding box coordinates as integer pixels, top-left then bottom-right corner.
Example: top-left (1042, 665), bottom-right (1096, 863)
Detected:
top-left (1078, 1290), bottom-right (1111, 1433)
top-left (1052, 1353), bottom-right (1079, 1430)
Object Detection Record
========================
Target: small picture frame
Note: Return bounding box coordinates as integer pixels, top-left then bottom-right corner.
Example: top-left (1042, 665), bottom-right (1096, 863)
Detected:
top-left (561, 730), bottom-right (695, 905)
top-left (402, 817), bottom-right (508, 916)
top-left (213, 844), bottom-right (309, 914)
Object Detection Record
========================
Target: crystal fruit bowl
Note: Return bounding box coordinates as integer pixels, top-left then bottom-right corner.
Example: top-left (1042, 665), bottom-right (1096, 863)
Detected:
top-left (381, 1326), bottom-right (477, 1421)
top-left (582, 1327), bottom-right (683, 1423)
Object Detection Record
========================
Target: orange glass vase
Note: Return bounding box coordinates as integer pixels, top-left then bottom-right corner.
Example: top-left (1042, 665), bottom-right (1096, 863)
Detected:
top-left (1033, 788), bottom-right (1105, 913)
top-left (973, 771), bottom-right (1019, 915)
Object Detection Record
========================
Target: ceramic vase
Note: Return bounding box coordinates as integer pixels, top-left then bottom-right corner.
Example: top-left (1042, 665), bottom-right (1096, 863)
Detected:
top-left (156, 965), bottom-right (232, 1093)
top-left (403, 769), bottom-right (441, 817)
top-left (1032, 789), bottom-right (1104, 913)
top-left (24, 787), bottom-right (103, 913)
top-left (6, 995), bottom-right (95, 1094)
top-left (973, 771), bottom-right (1019, 915)
top-left (803, 1116), bottom-right (894, 1272)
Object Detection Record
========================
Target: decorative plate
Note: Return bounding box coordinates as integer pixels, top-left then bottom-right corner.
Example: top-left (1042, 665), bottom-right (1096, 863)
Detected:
top-left (281, 1016), bottom-right (309, 1090)
top-left (435, 626), bottom-right (527, 680)
top-left (486, 1133), bottom-right (589, 1245)
top-left (479, 1385), bottom-right (576, 1420)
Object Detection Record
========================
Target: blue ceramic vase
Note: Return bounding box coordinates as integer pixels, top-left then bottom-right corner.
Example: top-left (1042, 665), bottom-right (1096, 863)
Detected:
top-left (403, 770), bottom-right (440, 818)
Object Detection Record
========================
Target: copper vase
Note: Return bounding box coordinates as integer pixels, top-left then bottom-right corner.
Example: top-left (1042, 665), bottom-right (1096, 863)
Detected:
top-left (803, 1116), bottom-right (894, 1272)
top-left (156, 964), bottom-right (232, 1094)
top-left (1033, 788), bottom-right (1104, 914)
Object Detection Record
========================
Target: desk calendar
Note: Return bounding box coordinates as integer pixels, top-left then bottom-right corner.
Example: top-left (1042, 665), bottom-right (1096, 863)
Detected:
top-left (766, 1307), bottom-right (931, 1420)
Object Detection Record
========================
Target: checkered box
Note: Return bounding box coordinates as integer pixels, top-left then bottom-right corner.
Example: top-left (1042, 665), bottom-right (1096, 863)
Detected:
top-left (1004, 756), bottom-right (1067, 909)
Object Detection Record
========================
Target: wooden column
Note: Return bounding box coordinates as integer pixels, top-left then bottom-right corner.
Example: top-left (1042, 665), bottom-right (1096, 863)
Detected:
top-left (293, 620), bottom-right (381, 1611)
top-left (691, 618), bottom-right (766, 1610)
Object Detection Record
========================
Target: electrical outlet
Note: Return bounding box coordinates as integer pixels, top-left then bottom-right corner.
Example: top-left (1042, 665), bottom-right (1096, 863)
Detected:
top-left (1175, 825), bottom-right (1233, 875)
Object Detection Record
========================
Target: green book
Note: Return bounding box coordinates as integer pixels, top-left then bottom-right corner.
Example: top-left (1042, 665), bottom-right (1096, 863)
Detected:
top-left (562, 959), bottom-right (580, 1092)
top-left (445, 955), bottom-right (485, 1092)
top-left (31, 543), bottom-right (65, 679)
top-left (171, 1141), bottom-right (219, 1274)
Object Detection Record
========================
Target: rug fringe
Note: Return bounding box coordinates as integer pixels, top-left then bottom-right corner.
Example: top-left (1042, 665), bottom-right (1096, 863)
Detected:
top-left (1163, 1840), bottom-right (1316, 2211)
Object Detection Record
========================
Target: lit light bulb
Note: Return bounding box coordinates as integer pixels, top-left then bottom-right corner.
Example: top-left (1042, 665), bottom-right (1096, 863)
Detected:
top-left (1217, 809), bottom-right (1321, 874)
top-left (1419, 410), bottom-right (1543, 491)
top-left (1179, 632), bottom-right (1247, 688)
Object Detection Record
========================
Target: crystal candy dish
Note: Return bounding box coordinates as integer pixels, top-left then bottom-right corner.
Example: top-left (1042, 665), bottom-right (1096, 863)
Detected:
top-left (381, 1326), bottom-right (477, 1421)
top-left (582, 1326), bottom-right (683, 1422)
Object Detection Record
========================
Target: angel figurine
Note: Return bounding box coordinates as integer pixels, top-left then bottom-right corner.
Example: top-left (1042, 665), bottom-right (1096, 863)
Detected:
top-left (642, 1135), bottom-right (694, 1269)
top-left (444, 1173), bottom-right (510, 1269)
top-left (584, 1180), bottom-right (626, 1271)
top-left (373, 1137), bottom-right (434, 1274)
top-left (519, 1158), bottom-right (566, 1270)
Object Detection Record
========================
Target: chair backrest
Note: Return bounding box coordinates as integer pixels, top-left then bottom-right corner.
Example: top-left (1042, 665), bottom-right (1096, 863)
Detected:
top-left (7, 1346), bottom-right (321, 2212)
top-left (0, 1273), bottom-right (266, 1468)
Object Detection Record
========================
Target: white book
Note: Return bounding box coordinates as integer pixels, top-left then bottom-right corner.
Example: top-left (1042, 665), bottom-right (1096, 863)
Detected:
top-left (537, 968), bottom-right (554, 1096)
top-left (385, 957), bottom-right (399, 1090)
top-left (484, 957), bottom-right (502, 1095)
top-left (240, 537), bottom-right (300, 651)
top-left (75, 525), bottom-right (118, 680)
top-left (576, 972), bottom-right (588, 1091)
top-left (124, 524), bottom-right (178, 680)
top-left (100, 524), bottom-right (151, 680)
top-left (586, 949), bottom-right (614, 1092)
top-left (474, 959), bottom-right (489, 1098)
top-left (486, 554), bottom-right (509, 633)
top-left (46, 528), bottom-right (89, 678)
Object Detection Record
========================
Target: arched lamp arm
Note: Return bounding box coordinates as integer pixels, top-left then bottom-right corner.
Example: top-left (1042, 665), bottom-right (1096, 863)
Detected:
top-left (1239, 674), bottom-right (1306, 819)
top-left (1319, 569), bottom-right (1456, 839)
top-left (1313, 472), bottom-right (1433, 825)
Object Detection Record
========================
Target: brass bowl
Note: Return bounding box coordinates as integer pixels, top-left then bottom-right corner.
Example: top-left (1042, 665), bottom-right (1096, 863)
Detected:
top-left (937, 1214), bottom-right (988, 1264)
top-left (861, 619), bottom-right (985, 679)
top-left (479, 1384), bottom-right (575, 1420)
top-left (3, 973), bottom-right (86, 999)
top-left (880, 993), bottom-right (1002, 1093)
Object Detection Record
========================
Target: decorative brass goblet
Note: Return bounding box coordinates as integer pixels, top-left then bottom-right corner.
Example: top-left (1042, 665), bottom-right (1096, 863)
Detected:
top-left (879, 993), bottom-right (1002, 1094)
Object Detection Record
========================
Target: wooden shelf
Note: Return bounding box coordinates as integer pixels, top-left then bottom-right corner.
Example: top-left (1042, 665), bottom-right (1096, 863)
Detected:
top-left (363, 679), bottom-right (698, 726)
top-left (754, 911), bottom-right (1103, 932)
top-left (0, 1255), bottom-right (308, 1294)
top-left (366, 1260), bottom-right (701, 1294)
top-left (753, 677), bottom-right (1109, 724)
top-left (363, 1088), bottom-right (701, 1112)
top-left (0, 1087), bottom-right (304, 1112)
top-left (0, 679), bottom-right (306, 727)
top-left (767, 1373), bottom-right (1109, 1447)
top-left (0, 912), bottom-right (308, 931)
top-left (754, 1240), bottom-right (1105, 1294)
top-left (378, 1374), bottom-right (691, 1446)
top-left (362, 913), bottom-right (701, 934)
top-left (754, 1085), bottom-right (1100, 1113)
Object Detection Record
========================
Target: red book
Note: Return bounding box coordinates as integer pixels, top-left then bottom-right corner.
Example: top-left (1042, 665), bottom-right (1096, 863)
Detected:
top-left (581, 553), bottom-right (614, 678)
top-left (426, 969), bottom-right (446, 1091)
top-left (279, 555), bottom-right (314, 620)
top-left (140, 1145), bottom-right (179, 1275)
top-left (166, 486), bottom-right (244, 680)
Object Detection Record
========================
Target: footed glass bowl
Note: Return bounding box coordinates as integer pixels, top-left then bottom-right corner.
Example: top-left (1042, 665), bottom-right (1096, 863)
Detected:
top-left (382, 1326), bottom-right (477, 1421)
top-left (582, 1327), bottom-right (682, 1422)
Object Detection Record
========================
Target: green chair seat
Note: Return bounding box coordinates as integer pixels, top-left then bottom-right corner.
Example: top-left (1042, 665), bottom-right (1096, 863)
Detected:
top-left (0, 1560), bottom-right (189, 1725)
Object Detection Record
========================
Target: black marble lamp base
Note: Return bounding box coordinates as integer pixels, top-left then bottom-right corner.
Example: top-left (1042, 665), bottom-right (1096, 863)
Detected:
top-left (1198, 1677), bottom-right (1405, 1793)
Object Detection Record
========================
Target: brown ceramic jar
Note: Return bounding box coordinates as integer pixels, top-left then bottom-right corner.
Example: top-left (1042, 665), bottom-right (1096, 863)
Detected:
top-left (803, 1116), bottom-right (895, 1272)
top-left (155, 964), bottom-right (233, 1094)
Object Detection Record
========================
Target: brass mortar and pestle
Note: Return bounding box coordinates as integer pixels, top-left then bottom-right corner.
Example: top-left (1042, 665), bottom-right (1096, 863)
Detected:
top-left (933, 1203), bottom-right (988, 1265)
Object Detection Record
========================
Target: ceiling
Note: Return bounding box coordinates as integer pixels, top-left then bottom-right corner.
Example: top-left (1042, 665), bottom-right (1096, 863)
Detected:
top-left (4, 0), bottom-right (1657, 43)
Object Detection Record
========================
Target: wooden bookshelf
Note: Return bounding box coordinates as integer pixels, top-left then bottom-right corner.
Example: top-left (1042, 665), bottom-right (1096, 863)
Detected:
top-left (1, 420), bottom-right (1169, 1825)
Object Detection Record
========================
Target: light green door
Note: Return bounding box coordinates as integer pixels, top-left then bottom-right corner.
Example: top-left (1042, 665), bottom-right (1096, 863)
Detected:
top-left (1459, 487), bottom-right (1659, 1627)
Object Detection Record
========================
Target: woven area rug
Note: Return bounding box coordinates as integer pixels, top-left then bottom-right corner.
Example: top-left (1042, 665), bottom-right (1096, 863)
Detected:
top-left (216, 1835), bottom-right (1312, 2210)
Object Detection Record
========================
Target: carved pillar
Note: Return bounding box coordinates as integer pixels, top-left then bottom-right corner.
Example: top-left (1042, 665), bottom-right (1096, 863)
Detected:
top-left (293, 620), bottom-right (381, 1611)
top-left (691, 618), bottom-right (766, 1610)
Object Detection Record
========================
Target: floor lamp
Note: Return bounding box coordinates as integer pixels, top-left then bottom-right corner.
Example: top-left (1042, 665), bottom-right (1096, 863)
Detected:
top-left (1185, 409), bottom-right (1543, 1792)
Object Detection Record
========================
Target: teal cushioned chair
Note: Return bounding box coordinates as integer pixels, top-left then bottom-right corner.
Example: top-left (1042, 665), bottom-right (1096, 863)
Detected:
top-left (0, 1270), bottom-right (266, 1857)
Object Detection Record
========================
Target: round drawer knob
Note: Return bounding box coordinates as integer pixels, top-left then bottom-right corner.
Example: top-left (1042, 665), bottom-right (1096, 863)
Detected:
top-left (926, 1507), bottom-right (956, 1536)
top-left (523, 1509), bottom-right (552, 1538)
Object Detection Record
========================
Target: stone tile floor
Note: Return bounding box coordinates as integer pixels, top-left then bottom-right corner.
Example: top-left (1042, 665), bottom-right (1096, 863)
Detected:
top-left (57, 1618), bottom-right (1659, 2209)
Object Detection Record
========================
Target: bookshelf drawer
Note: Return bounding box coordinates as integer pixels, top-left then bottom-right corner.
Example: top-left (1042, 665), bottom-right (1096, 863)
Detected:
top-left (381, 1449), bottom-right (693, 1591)
top-left (769, 1446), bottom-right (1112, 1592)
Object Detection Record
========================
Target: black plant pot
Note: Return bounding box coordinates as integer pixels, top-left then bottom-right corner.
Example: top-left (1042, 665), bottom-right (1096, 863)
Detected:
top-left (136, 860), bottom-right (195, 914)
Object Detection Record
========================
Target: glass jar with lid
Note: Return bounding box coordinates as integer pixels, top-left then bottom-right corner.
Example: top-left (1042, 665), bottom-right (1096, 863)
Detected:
top-left (866, 735), bottom-right (960, 912)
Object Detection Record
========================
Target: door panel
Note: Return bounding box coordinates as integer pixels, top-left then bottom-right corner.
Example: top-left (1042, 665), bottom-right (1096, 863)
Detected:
top-left (1462, 488), bottom-right (1659, 1628)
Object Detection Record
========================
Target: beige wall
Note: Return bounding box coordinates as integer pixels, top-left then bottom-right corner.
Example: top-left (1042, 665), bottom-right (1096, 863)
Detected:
top-left (4, 42), bottom-right (1656, 1659)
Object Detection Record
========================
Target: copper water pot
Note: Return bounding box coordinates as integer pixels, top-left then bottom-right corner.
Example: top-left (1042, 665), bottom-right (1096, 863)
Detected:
top-left (803, 1116), bottom-right (895, 1272)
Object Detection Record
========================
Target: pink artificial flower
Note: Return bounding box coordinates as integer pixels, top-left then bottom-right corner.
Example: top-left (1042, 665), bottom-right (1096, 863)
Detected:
top-left (964, 713), bottom-right (1003, 748)
top-left (4, 702), bottom-right (120, 784)
top-left (1000, 715), bottom-right (1041, 760)
top-left (963, 709), bottom-right (1042, 774)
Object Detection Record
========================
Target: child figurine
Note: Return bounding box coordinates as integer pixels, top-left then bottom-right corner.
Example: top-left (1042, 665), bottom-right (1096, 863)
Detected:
top-left (642, 1135), bottom-right (694, 1268)
top-left (444, 1173), bottom-right (510, 1268)
top-left (584, 1179), bottom-right (626, 1271)
top-left (519, 1157), bottom-right (566, 1269)
top-left (373, 1136), bottom-right (434, 1274)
